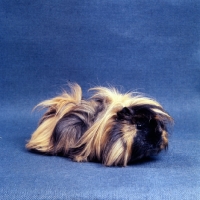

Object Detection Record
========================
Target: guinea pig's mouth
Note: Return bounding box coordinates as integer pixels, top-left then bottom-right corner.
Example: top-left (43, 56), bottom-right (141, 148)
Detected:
top-left (130, 146), bottom-right (163, 163)
top-left (147, 148), bottom-right (162, 156)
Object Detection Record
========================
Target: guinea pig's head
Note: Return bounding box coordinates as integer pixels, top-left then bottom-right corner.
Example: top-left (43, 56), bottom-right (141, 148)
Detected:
top-left (116, 105), bottom-right (172, 163)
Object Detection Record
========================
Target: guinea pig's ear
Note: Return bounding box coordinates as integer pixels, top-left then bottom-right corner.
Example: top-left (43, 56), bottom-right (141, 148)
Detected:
top-left (117, 107), bottom-right (134, 120)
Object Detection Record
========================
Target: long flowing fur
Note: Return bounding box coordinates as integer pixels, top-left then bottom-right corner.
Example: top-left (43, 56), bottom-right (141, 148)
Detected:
top-left (26, 83), bottom-right (172, 166)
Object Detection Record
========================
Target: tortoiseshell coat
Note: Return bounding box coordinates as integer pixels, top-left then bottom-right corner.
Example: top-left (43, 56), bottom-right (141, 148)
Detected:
top-left (26, 84), bottom-right (172, 166)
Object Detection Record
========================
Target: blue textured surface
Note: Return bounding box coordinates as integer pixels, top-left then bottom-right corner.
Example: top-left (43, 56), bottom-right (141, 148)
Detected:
top-left (0, 1), bottom-right (200, 199)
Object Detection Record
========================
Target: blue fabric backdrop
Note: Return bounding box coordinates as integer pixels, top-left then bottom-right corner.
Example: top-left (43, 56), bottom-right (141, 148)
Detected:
top-left (0, 1), bottom-right (200, 199)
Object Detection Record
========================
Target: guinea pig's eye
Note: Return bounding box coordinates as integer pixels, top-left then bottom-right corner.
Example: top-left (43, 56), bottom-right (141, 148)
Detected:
top-left (136, 118), bottom-right (148, 129)
top-left (136, 122), bottom-right (144, 129)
